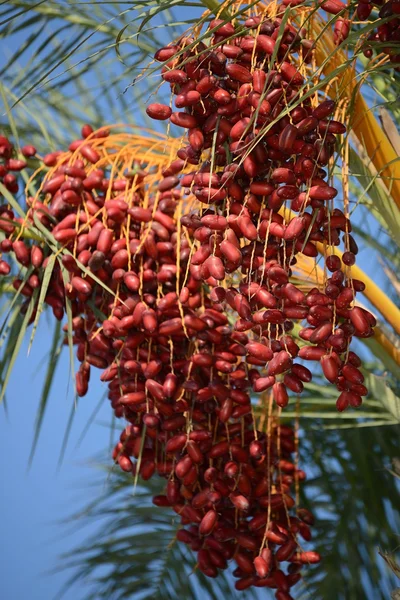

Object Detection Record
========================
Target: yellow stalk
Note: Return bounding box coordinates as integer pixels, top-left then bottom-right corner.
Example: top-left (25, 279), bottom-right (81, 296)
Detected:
top-left (373, 326), bottom-right (400, 368)
top-left (352, 95), bottom-right (400, 210)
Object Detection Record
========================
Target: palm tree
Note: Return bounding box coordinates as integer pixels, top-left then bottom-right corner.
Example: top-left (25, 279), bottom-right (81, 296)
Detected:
top-left (0, 1), bottom-right (399, 599)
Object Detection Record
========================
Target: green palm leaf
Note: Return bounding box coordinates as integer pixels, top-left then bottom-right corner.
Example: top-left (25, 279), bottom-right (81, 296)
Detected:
top-left (58, 470), bottom-right (259, 600)
top-left (58, 420), bottom-right (400, 600)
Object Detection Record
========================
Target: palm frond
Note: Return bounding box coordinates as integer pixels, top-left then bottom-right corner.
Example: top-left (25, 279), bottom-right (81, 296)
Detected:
top-left (58, 470), bottom-right (259, 600)
top-left (59, 418), bottom-right (400, 600)
top-left (264, 371), bottom-right (400, 429)
top-left (298, 423), bottom-right (400, 600)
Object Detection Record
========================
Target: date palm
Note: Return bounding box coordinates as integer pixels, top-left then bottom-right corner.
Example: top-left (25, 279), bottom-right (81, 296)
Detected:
top-left (0, 1), bottom-right (399, 599)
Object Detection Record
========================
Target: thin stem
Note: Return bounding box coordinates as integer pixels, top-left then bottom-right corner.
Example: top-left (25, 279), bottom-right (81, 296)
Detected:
top-left (199, 0), bottom-right (231, 19)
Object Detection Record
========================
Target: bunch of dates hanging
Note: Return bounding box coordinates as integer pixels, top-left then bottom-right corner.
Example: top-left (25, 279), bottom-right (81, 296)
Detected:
top-left (147, 12), bottom-right (375, 414)
top-left (0, 129), bottom-right (320, 597)
top-left (318, 0), bottom-right (400, 66)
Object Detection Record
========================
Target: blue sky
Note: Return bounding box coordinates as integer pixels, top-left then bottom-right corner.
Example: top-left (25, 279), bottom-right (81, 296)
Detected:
top-left (0, 317), bottom-right (112, 599)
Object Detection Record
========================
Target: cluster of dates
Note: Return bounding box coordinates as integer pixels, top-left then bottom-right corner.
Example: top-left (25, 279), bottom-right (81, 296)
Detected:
top-left (147, 15), bottom-right (374, 413)
top-left (0, 9), bottom-right (378, 595)
top-left (114, 404), bottom-right (320, 596)
top-left (320, 0), bottom-right (400, 65)
top-left (0, 135), bottom-right (36, 196)
top-left (363, 0), bottom-right (400, 65)
top-left (0, 131), bottom-right (319, 597)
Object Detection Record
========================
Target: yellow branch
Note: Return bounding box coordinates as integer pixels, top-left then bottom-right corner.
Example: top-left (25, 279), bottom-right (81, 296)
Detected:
top-left (373, 326), bottom-right (400, 368)
top-left (352, 94), bottom-right (400, 210)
